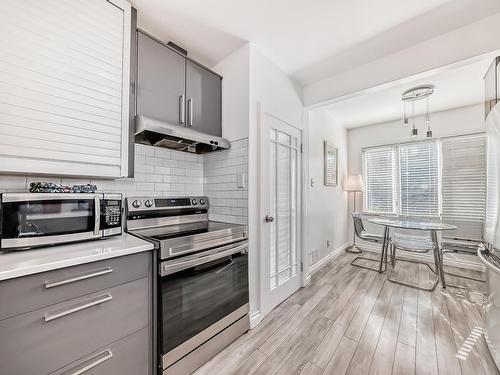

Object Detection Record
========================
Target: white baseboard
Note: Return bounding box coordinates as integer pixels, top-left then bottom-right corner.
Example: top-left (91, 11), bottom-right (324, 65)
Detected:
top-left (249, 310), bottom-right (262, 329)
top-left (359, 243), bottom-right (485, 272)
top-left (308, 242), bottom-right (350, 278)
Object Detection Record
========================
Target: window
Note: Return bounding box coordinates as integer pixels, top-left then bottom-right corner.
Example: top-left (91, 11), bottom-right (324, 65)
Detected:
top-left (362, 146), bottom-right (397, 214)
top-left (362, 135), bottom-right (488, 240)
top-left (399, 141), bottom-right (440, 217)
top-left (441, 134), bottom-right (486, 240)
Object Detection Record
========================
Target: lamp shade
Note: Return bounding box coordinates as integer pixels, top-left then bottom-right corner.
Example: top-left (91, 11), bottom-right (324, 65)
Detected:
top-left (343, 174), bottom-right (364, 192)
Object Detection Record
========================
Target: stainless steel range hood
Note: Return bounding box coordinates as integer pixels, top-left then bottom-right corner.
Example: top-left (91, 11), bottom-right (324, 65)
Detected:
top-left (135, 115), bottom-right (230, 154)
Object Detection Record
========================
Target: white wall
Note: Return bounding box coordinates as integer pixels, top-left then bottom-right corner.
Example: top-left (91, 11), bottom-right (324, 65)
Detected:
top-left (306, 109), bottom-right (349, 272)
top-left (213, 44), bottom-right (250, 141)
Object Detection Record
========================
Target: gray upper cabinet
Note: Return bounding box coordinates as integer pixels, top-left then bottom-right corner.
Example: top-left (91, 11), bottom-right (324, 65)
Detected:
top-left (136, 31), bottom-right (222, 137)
top-left (186, 61), bottom-right (222, 137)
top-left (137, 31), bottom-right (186, 126)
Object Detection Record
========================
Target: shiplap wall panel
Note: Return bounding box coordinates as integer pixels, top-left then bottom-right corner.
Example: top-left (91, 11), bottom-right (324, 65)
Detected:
top-left (0, 0), bottom-right (131, 178)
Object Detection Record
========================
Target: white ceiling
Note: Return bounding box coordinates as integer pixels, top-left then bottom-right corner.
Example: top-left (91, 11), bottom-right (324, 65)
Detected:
top-left (130, 0), bottom-right (500, 86)
top-left (323, 58), bottom-right (492, 129)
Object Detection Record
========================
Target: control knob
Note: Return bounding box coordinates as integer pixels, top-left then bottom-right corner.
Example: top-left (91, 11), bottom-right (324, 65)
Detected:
top-left (191, 199), bottom-right (198, 205)
top-left (145, 200), bottom-right (153, 208)
top-left (199, 198), bottom-right (206, 205)
top-left (132, 200), bottom-right (141, 208)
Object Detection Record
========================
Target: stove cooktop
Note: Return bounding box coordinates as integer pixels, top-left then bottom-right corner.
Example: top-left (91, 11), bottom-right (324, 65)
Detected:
top-left (129, 220), bottom-right (247, 260)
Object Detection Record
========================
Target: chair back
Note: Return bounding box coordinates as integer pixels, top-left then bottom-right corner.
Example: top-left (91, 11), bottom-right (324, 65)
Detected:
top-left (352, 212), bottom-right (365, 238)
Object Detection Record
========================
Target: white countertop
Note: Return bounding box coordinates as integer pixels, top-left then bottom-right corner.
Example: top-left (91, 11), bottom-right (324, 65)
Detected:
top-left (0, 233), bottom-right (154, 281)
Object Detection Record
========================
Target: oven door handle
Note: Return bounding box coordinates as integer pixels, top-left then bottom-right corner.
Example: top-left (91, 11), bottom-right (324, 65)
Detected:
top-left (160, 242), bottom-right (248, 276)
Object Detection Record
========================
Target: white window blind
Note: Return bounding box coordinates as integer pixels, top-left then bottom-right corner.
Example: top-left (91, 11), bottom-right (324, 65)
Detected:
top-left (399, 141), bottom-right (440, 217)
top-left (441, 134), bottom-right (486, 240)
top-left (362, 146), bottom-right (397, 214)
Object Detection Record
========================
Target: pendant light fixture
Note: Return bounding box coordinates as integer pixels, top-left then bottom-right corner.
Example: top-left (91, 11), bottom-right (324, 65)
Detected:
top-left (411, 101), bottom-right (417, 137)
top-left (425, 96), bottom-right (432, 138)
top-left (401, 85), bottom-right (434, 138)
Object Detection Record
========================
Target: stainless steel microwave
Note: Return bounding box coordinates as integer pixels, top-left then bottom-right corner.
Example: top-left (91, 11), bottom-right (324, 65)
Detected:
top-left (0, 193), bottom-right (122, 250)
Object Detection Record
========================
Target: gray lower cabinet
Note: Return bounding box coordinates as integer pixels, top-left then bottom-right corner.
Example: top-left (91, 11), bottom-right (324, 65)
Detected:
top-left (0, 252), bottom-right (149, 321)
top-left (186, 60), bottom-right (222, 137)
top-left (0, 252), bottom-right (152, 375)
top-left (51, 328), bottom-right (149, 375)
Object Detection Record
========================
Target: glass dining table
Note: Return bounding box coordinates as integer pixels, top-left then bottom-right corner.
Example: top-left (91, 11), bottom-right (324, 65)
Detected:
top-left (368, 217), bottom-right (457, 288)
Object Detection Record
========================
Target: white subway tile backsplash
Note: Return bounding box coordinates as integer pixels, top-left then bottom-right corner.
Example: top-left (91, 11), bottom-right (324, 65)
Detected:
top-left (204, 138), bottom-right (248, 225)
top-left (145, 156), bottom-right (163, 166)
top-left (0, 139), bottom-right (248, 225)
top-left (0, 176), bottom-right (27, 190)
top-left (154, 166), bottom-right (171, 175)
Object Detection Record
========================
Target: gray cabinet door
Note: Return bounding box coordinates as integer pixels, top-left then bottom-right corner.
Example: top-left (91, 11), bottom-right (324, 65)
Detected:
top-left (50, 328), bottom-right (149, 375)
top-left (185, 60), bottom-right (222, 137)
top-left (0, 252), bottom-right (150, 321)
top-left (137, 32), bottom-right (186, 126)
top-left (0, 278), bottom-right (148, 375)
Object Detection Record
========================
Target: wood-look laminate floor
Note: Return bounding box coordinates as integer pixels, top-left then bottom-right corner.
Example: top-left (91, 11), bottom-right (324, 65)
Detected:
top-left (193, 252), bottom-right (499, 375)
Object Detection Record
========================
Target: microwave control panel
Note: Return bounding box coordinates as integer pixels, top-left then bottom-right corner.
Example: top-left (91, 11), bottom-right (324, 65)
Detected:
top-left (101, 199), bottom-right (122, 229)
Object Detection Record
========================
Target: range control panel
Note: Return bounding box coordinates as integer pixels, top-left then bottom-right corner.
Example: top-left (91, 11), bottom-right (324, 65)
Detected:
top-left (126, 196), bottom-right (209, 212)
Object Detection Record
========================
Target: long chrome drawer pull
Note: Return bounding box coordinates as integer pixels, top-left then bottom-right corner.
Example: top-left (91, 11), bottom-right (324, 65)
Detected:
top-left (44, 293), bottom-right (112, 322)
top-left (44, 267), bottom-right (113, 289)
top-left (68, 349), bottom-right (113, 375)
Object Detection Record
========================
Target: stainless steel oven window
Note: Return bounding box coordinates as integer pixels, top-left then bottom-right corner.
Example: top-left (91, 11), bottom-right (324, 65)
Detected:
top-left (159, 243), bottom-right (249, 359)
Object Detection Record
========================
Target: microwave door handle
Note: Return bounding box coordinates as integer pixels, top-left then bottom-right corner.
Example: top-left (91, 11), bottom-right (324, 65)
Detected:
top-left (94, 196), bottom-right (101, 236)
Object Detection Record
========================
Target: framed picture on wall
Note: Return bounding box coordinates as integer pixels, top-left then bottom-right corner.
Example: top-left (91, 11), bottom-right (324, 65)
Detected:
top-left (324, 141), bottom-right (338, 186)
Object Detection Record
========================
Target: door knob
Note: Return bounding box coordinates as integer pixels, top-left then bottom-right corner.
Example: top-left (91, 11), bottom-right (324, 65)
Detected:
top-left (265, 215), bottom-right (274, 223)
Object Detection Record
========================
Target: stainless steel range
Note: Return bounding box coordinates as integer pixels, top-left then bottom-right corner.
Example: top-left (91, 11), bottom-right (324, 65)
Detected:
top-left (125, 196), bottom-right (249, 375)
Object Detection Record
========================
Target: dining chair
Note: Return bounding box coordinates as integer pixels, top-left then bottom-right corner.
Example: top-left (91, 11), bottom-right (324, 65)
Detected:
top-left (388, 231), bottom-right (440, 291)
top-left (351, 213), bottom-right (389, 271)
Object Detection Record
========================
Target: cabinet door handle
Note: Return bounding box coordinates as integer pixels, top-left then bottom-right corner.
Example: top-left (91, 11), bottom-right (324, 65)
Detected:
top-left (67, 349), bottom-right (113, 375)
top-left (187, 98), bottom-right (193, 126)
top-left (44, 293), bottom-right (112, 322)
top-left (179, 94), bottom-right (185, 124)
top-left (44, 267), bottom-right (113, 289)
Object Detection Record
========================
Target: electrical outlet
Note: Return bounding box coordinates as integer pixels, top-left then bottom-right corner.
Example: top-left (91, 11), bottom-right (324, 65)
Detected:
top-left (327, 240), bottom-right (331, 248)
top-left (310, 250), bottom-right (318, 264)
top-left (310, 178), bottom-right (315, 187)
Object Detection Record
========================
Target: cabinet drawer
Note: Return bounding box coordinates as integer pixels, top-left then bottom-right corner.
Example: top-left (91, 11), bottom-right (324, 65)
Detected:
top-left (51, 328), bottom-right (149, 375)
top-left (0, 252), bottom-right (150, 320)
top-left (0, 278), bottom-right (148, 375)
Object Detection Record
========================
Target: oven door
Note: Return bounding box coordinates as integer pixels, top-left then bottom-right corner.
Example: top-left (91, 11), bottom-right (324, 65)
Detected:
top-left (159, 241), bottom-right (249, 369)
top-left (0, 193), bottom-right (102, 250)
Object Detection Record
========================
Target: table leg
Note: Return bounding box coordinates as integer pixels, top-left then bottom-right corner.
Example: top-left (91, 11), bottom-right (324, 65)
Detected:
top-left (379, 226), bottom-right (388, 273)
top-left (432, 230), bottom-right (446, 289)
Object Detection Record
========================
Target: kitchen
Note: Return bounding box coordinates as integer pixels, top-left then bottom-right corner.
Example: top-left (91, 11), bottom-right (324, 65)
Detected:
top-left (2, 1), bottom-right (500, 375)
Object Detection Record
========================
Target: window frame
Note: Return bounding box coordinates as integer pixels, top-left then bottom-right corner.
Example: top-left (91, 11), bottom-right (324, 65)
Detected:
top-left (361, 145), bottom-right (399, 216)
top-left (362, 139), bottom-right (442, 218)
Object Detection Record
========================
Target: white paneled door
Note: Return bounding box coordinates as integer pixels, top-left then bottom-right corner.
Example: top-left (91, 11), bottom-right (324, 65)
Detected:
top-left (261, 111), bottom-right (302, 315)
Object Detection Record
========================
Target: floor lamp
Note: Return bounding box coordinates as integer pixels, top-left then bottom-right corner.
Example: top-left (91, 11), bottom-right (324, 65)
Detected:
top-left (344, 174), bottom-right (364, 254)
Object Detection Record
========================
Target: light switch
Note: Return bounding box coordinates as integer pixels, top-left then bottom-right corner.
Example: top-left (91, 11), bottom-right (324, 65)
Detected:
top-left (237, 173), bottom-right (247, 189)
